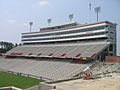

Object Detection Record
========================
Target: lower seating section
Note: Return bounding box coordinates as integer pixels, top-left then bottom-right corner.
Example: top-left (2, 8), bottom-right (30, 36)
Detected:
top-left (0, 58), bottom-right (91, 81)
top-left (1, 42), bottom-right (111, 82)
top-left (6, 42), bottom-right (110, 59)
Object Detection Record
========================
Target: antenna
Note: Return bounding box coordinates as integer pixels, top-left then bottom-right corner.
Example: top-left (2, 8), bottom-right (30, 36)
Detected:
top-left (69, 14), bottom-right (74, 22)
top-left (47, 18), bottom-right (52, 26)
top-left (94, 6), bottom-right (101, 22)
top-left (29, 21), bottom-right (33, 32)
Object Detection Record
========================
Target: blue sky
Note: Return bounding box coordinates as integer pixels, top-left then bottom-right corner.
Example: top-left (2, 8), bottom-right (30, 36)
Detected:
top-left (0, 0), bottom-right (120, 55)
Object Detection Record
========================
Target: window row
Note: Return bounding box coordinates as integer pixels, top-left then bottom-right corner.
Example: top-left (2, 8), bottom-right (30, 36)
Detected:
top-left (22, 32), bottom-right (107, 41)
top-left (22, 25), bottom-right (107, 38)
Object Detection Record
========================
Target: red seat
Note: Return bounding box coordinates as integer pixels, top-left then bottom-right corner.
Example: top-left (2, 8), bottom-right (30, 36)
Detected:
top-left (75, 53), bottom-right (81, 57)
top-left (48, 53), bottom-right (53, 56)
top-left (10, 52), bottom-right (23, 56)
top-left (61, 53), bottom-right (66, 57)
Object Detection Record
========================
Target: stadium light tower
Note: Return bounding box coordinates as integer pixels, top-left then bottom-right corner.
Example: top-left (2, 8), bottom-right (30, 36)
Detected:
top-left (29, 22), bottom-right (33, 32)
top-left (89, 3), bottom-right (92, 23)
top-left (47, 18), bottom-right (52, 26)
top-left (94, 6), bottom-right (101, 22)
top-left (69, 14), bottom-right (74, 22)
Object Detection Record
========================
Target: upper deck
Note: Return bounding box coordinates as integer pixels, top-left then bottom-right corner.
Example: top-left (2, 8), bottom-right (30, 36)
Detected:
top-left (21, 21), bottom-right (116, 44)
top-left (22, 21), bottom-right (116, 35)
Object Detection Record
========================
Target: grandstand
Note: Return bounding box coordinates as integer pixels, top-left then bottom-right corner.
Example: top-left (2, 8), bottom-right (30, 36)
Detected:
top-left (0, 58), bottom-right (91, 82)
top-left (6, 42), bottom-right (110, 60)
top-left (1, 21), bottom-right (117, 82)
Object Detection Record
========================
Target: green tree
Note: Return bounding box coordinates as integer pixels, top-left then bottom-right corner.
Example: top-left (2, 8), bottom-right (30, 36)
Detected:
top-left (0, 41), bottom-right (15, 53)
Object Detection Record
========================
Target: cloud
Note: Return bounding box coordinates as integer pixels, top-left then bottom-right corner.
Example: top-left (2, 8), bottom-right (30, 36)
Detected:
top-left (8, 19), bottom-right (16, 23)
top-left (37, 0), bottom-right (50, 7)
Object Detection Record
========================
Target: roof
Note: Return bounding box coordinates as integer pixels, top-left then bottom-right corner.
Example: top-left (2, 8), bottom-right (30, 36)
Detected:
top-left (40, 21), bottom-right (79, 30)
top-left (22, 21), bottom-right (116, 34)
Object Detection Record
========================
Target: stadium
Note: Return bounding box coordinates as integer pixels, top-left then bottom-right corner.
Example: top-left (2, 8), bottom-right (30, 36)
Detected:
top-left (0, 21), bottom-right (120, 90)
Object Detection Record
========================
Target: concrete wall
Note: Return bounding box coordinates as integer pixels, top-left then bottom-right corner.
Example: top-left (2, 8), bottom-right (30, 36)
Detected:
top-left (26, 83), bottom-right (56, 90)
top-left (106, 56), bottom-right (120, 63)
top-left (39, 83), bottom-right (56, 90)
top-left (25, 85), bottom-right (39, 90)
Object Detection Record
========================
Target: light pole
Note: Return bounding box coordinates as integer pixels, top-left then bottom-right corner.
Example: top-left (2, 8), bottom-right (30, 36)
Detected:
top-left (47, 18), bottom-right (52, 26)
top-left (69, 14), bottom-right (74, 22)
top-left (94, 6), bottom-right (101, 22)
top-left (29, 22), bottom-right (33, 32)
top-left (89, 3), bottom-right (92, 23)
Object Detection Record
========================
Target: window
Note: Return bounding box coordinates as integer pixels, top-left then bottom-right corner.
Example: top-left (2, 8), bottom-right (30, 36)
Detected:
top-left (110, 37), bottom-right (114, 39)
top-left (110, 32), bottom-right (114, 34)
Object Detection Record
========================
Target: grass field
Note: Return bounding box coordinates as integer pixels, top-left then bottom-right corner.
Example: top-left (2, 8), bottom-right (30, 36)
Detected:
top-left (0, 71), bottom-right (42, 89)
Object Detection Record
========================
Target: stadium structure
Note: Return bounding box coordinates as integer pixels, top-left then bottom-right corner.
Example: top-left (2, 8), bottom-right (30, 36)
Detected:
top-left (1, 21), bottom-right (117, 82)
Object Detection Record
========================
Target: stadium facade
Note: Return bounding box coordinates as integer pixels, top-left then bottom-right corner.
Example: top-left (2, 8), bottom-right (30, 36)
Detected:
top-left (3, 20), bottom-right (117, 82)
top-left (21, 21), bottom-right (117, 61)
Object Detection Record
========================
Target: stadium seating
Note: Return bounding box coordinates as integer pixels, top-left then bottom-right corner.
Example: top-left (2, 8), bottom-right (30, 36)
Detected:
top-left (6, 42), bottom-right (110, 59)
top-left (1, 42), bottom-right (111, 82)
top-left (0, 58), bottom-right (92, 81)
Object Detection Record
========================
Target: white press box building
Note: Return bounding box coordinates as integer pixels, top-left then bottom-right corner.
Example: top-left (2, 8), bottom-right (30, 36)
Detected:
top-left (8, 21), bottom-right (117, 61)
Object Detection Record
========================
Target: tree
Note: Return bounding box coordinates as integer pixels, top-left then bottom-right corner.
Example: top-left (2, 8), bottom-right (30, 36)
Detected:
top-left (0, 41), bottom-right (15, 53)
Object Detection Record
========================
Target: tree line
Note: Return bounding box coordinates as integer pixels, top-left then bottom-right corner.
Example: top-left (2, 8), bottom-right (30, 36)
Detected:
top-left (0, 41), bottom-right (19, 53)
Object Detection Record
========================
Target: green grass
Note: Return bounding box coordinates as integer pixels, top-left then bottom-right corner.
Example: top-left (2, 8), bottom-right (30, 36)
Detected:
top-left (0, 71), bottom-right (42, 89)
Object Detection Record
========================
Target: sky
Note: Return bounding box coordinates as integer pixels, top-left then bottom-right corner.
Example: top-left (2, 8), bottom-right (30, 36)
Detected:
top-left (0, 0), bottom-right (120, 55)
